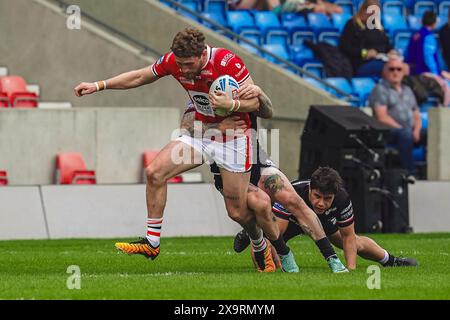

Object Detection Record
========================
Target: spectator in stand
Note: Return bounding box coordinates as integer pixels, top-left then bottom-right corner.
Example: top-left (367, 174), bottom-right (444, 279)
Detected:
top-left (339, 0), bottom-right (396, 78)
top-left (228, 0), bottom-right (279, 10)
top-left (369, 57), bottom-right (426, 178)
top-left (438, 9), bottom-right (450, 72)
top-left (406, 11), bottom-right (449, 80)
top-left (247, 0), bottom-right (343, 16)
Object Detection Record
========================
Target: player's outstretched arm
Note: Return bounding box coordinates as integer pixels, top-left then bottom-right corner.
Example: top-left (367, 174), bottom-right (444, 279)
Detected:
top-left (238, 84), bottom-right (273, 119)
top-left (74, 66), bottom-right (157, 97)
top-left (339, 223), bottom-right (358, 270)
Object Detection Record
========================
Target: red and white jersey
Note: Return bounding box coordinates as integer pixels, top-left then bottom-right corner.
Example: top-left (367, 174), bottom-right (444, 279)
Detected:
top-left (150, 45), bottom-right (251, 128)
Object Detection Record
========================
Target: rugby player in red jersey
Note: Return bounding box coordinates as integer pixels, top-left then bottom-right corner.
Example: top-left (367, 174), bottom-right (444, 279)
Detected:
top-left (74, 28), bottom-right (278, 271)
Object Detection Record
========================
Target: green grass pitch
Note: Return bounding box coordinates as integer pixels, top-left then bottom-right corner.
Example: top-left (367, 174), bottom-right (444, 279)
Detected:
top-left (0, 233), bottom-right (449, 300)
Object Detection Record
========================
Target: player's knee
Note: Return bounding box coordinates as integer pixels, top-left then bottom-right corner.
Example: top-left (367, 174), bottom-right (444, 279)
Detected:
top-left (145, 164), bottom-right (165, 186)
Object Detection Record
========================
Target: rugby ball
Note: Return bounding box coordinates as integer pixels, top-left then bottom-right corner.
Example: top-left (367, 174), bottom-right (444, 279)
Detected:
top-left (209, 75), bottom-right (239, 117)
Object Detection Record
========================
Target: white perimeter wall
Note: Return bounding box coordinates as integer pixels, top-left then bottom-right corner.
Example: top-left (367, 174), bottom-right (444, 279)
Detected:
top-left (0, 182), bottom-right (449, 240)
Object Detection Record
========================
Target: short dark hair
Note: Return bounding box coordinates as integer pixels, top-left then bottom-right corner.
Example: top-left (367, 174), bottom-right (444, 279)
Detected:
top-left (422, 11), bottom-right (437, 27)
top-left (171, 28), bottom-right (206, 58)
top-left (310, 167), bottom-right (344, 195)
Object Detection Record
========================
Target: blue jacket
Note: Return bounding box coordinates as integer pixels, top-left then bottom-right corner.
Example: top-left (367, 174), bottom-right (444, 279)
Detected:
top-left (406, 27), bottom-right (440, 75)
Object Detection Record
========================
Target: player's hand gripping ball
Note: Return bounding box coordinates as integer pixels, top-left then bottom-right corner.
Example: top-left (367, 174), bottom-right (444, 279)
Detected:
top-left (209, 75), bottom-right (239, 117)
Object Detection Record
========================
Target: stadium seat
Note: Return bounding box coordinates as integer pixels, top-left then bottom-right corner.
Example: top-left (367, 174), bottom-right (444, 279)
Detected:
top-left (262, 44), bottom-right (290, 65)
top-left (177, 0), bottom-right (201, 22)
top-left (408, 15), bottom-right (423, 31)
top-left (440, 1), bottom-right (450, 15)
top-left (303, 77), bottom-right (329, 92)
top-left (331, 13), bottom-right (352, 32)
top-left (414, 1), bottom-right (437, 16)
top-left (55, 152), bottom-right (96, 185)
top-left (265, 29), bottom-right (289, 48)
top-left (290, 27), bottom-right (316, 45)
top-left (289, 44), bottom-right (315, 65)
top-left (335, 0), bottom-right (355, 15)
top-left (0, 92), bottom-right (9, 107)
top-left (382, 13), bottom-right (408, 36)
top-left (420, 111), bottom-right (428, 130)
top-left (239, 28), bottom-right (262, 45)
top-left (318, 31), bottom-right (340, 46)
top-left (308, 13), bottom-right (334, 30)
top-left (0, 76), bottom-right (39, 108)
top-left (226, 11), bottom-right (255, 33)
top-left (0, 170), bottom-right (8, 186)
top-left (143, 151), bottom-right (183, 183)
top-left (351, 77), bottom-right (376, 106)
top-left (394, 30), bottom-right (413, 56)
top-left (325, 77), bottom-right (358, 104)
top-left (382, 0), bottom-right (405, 15)
top-left (301, 61), bottom-right (325, 78)
top-left (413, 145), bottom-right (426, 162)
top-left (281, 13), bottom-right (307, 32)
top-left (238, 42), bottom-right (260, 55)
top-left (204, 0), bottom-right (227, 14)
top-left (253, 11), bottom-right (281, 34)
top-left (201, 12), bottom-right (228, 30)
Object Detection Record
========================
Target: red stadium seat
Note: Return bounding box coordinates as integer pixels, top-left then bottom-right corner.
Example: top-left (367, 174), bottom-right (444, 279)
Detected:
top-left (0, 76), bottom-right (39, 108)
top-left (142, 151), bottom-right (183, 183)
top-left (0, 92), bottom-right (9, 107)
top-left (0, 170), bottom-right (8, 186)
top-left (55, 152), bottom-right (96, 184)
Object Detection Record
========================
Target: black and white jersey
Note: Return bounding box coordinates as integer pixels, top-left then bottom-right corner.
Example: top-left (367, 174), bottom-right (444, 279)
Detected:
top-left (272, 180), bottom-right (354, 229)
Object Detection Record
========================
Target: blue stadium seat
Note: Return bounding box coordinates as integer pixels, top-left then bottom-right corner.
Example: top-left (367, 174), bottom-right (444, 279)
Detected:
top-left (439, 1), bottom-right (450, 15)
top-left (394, 30), bottom-right (413, 56)
top-left (302, 61), bottom-right (325, 78)
top-left (335, 0), bottom-right (355, 15)
top-left (226, 11), bottom-right (255, 33)
top-left (308, 13), bottom-right (334, 30)
top-left (414, 1), bottom-right (437, 16)
top-left (325, 77), bottom-right (355, 99)
top-left (382, 13), bottom-right (408, 36)
top-left (331, 13), bottom-right (352, 32)
top-left (318, 31), bottom-right (340, 46)
top-left (289, 44), bottom-right (315, 65)
top-left (265, 29), bottom-right (289, 49)
top-left (382, 0), bottom-right (405, 15)
top-left (204, 0), bottom-right (228, 14)
top-left (303, 77), bottom-right (328, 91)
top-left (408, 15), bottom-right (423, 30)
top-left (238, 42), bottom-right (260, 56)
top-left (201, 12), bottom-right (228, 30)
top-left (290, 27), bottom-right (316, 45)
top-left (351, 77), bottom-right (376, 106)
top-left (413, 145), bottom-right (426, 162)
top-left (177, 0), bottom-right (201, 21)
top-left (420, 111), bottom-right (428, 130)
top-left (281, 13), bottom-right (307, 32)
top-left (262, 44), bottom-right (290, 65)
top-left (436, 14), bottom-right (448, 28)
top-left (239, 28), bottom-right (262, 45)
top-left (253, 11), bottom-right (281, 34)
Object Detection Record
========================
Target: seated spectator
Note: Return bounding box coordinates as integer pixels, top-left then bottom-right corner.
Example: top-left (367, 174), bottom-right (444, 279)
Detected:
top-left (406, 11), bottom-right (447, 78)
top-left (369, 57), bottom-right (426, 177)
top-left (229, 0), bottom-right (278, 11)
top-left (274, 0), bottom-right (343, 16)
top-left (439, 9), bottom-right (450, 72)
top-left (339, 0), bottom-right (396, 78)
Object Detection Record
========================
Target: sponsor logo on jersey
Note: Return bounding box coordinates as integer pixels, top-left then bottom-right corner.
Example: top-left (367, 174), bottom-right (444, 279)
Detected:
top-left (201, 70), bottom-right (213, 76)
top-left (324, 207), bottom-right (337, 215)
top-left (220, 53), bottom-right (234, 67)
top-left (156, 56), bottom-right (164, 65)
top-left (179, 77), bottom-right (194, 85)
top-left (235, 63), bottom-right (241, 69)
top-left (193, 95), bottom-right (210, 106)
top-left (235, 65), bottom-right (247, 78)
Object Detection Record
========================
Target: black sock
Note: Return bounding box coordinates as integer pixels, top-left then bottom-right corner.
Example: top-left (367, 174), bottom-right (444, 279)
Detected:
top-left (315, 237), bottom-right (337, 261)
top-left (381, 253), bottom-right (396, 266)
top-left (269, 236), bottom-right (290, 256)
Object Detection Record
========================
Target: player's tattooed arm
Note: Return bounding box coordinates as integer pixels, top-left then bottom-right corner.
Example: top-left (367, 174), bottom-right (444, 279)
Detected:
top-left (180, 111), bottom-right (195, 135)
top-left (262, 174), bottom-right (285, 195)
top-left (238, 84), bottom-right (273, 119)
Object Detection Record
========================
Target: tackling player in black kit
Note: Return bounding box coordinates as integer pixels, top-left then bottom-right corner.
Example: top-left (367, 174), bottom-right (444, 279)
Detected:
top-left (234, 167), bottom-right (418, 270)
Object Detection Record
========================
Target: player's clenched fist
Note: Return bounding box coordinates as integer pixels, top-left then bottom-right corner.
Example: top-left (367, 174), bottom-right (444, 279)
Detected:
top-left (74, 82), bottom-right (97, 97)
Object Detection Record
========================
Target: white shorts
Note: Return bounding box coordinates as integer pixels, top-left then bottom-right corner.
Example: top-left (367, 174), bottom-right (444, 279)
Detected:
top-left (176, 135), bottom-right (252, 173)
